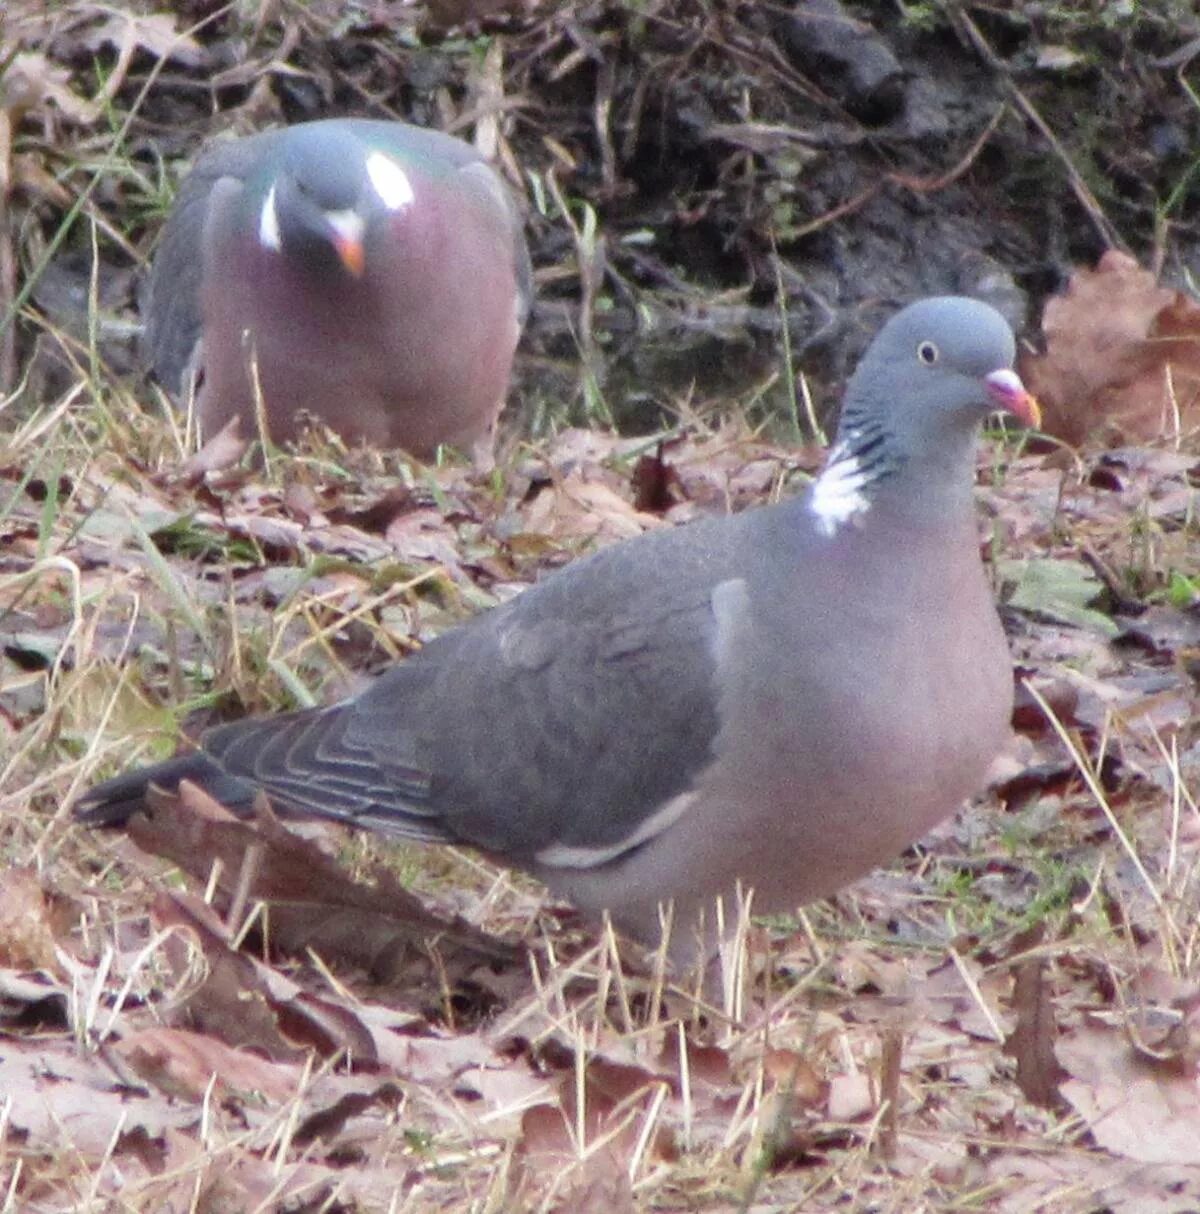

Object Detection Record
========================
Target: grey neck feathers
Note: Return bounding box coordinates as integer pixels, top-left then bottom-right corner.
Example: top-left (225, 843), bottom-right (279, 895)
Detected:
top-left (808, 399), bottom-right (902, 537)
top-left (808, 397), bottom-right (983, 538)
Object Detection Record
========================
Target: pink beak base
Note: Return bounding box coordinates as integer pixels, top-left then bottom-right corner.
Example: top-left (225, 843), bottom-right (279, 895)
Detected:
top-left (985, 369), bottom-right (1041, 430)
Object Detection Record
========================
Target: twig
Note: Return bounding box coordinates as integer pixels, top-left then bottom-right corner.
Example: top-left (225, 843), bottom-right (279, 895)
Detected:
top-left (790, 183), bottom-right (881, 240)
top-left (887, 104), bottom-right (1007, 193)
top-left (0, 110), bottom-right (14, 391)
top-left (792, 104), bottom-right (1007, 240)
top-left (1079, 542), bottom-right (1144, 616)
top-left (951, 5), bottom-right (1126, 252)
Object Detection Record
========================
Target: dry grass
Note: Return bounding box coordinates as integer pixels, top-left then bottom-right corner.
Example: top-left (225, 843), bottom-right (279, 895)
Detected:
top-left (4, 282), bottom-right (1199, 1211)
top-left (4, 3), bottom-right (1200, 1211)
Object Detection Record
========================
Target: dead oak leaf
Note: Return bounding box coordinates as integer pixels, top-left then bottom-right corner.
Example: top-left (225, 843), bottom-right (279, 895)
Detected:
top-left (150, 889), bottom-right (376, 1063)
top-left (1022, 250), bottom-right (1200, 447)
top-left (1059, 1020), bottom-right (1200, 1164)
top-left (128, 781), bottom-right (517, 971)
top-left (0, 1035), bottom-right (195, 1155)
top-left (1003, 957), bottom-right (1066, 1109)
top-left (523, 469), bottom-right (663, 545)
top-left (0, 52), bottom-right (94, 124)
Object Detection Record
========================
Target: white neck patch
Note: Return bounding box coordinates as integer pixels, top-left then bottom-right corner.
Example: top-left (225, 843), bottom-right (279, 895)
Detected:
top-left (258, 185), bottom-right (281, 251)
top-left (809, 446), bottom-right (872, 537)
top-left (365, 151), bottom-right (415, 212)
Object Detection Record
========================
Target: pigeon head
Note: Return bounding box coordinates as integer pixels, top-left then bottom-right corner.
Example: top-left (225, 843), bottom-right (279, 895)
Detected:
top-left (844, 296), bottom-right (1039, 440)
top-left (811, 296), bottom-right (1040, 534)
top-left (257, 124), bottom-right (416, 279)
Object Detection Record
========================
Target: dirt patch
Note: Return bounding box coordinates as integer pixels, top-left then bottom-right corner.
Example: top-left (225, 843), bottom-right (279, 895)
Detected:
top-left (6, 1), bottom-right (1200, 432)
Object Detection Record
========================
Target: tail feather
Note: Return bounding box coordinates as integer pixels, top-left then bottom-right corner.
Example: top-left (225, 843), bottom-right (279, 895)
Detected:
top-left (76, 706), bottom-right (454, 843)
top-left (74, 752), bottom-right (258, 826)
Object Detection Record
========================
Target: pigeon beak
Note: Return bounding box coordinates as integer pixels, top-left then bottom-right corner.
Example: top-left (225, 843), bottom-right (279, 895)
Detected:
top-left (325, 210), bottom-right (366, 278)
top-left (985, 369), bottom-right (1041, 430)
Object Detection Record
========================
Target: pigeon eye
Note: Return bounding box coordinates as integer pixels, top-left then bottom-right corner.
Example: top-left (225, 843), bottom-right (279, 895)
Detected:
top-left (917, 341), bottom-right (939, 365)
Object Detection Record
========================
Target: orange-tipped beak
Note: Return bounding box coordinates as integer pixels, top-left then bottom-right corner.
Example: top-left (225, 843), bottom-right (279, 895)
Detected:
top-left (325, 210), bottom-right (366, 278)
top-left (332, 233), bottom-right (365, 278)
top-left (985, 368), bottom-right (1041, 430)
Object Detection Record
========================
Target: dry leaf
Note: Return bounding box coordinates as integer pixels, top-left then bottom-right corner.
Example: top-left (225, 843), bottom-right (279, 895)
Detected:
top-left (179, 415), bottom-right (248, 477)
top-left (115, 1026), bottom-right (301, 1102)
top-left (0, 867), bottom-right (59, 972)
top-left (523, 468), bottom-right (663, 544)
top-left (0, 1036), bottom-right (196, 1154)
top-left (1059, 1022), bottom-right (1200, 1164)
top-left (1022, 251), bottom-right (1200, 445)
top-left (128, 781), bottom-right (517, 971)
top-left (1003, 957), bottom-right (1065, 1108)
top-left (81, 12), bottom-right (207, 68)
top-left (0, 52), bottom-right (95, 123)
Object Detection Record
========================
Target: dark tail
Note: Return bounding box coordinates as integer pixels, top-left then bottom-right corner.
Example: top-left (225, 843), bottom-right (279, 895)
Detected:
top-left (74, 752), bottom-right (258, 826)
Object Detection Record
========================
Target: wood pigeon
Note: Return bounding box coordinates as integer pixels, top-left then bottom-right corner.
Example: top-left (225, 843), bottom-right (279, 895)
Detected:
top-left (80, 297), bottom-right (1040, 961)
top-left (142, 118), bottom-right (532, 461)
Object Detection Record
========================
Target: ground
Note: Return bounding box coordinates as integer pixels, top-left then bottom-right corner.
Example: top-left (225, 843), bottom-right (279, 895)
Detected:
top-left (1, 2), bottom-right (1200, 1212)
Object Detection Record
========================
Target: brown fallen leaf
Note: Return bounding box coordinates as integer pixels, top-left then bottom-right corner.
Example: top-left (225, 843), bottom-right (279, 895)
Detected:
top-left (514, 1052), bottom-right (678, 1201)
top-left (0, 1034), bottom-right (196, 1155)
top-left (522, 467), bottom-right (664, 545)
top-left (291, 1080), bottom-right (404, 1147)
top-left (1022, 250), bottom-right (1200, 446)
top-left (516, 1108), bottom-right (635, 1212)
top-left (1, 52), bottom-right (96, 124)
top-left (1059, 1020), bottom-right (1200, 1165)
top-left (1003, 956), bottom-right (1066, 1109)
top-left (630, 443), bottom-right (684, 513)
top-left (80, 11), bottom-right (208, 68)
top-left (657, 1032), bottom-right (734, 1091)
top-left (151, 890), bottom-right (375, 1062)
top-left (115, 1025), bottom-right (301, 1103)
top-left (177, 415), bottom-right (248, 479)
top-left (759, 1047), bottom-right (826, 1107)
top-left (0, 866), bottom-right (60, 972)
top-left (127, 780), bottom-right (518, 971)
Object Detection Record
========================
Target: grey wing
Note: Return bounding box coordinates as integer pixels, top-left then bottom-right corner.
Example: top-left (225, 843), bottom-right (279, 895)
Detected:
top-left (141, 131), bottom-right (282, 393)
top-left (383, 584), bottom-right (722, 862)
top-left (198, 517), bottom-right (741, 862)
top-left (197, 702), bottom-right (456, 843)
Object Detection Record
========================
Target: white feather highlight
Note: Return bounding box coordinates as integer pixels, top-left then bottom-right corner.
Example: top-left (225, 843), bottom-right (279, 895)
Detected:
top-left (536, 791), bottom-right (697, 870)
top-left (325, 209), bottom-right (365, 244)
top-left (365, 152), bottom-right (415, 212)
top-left (258, 185), bottom-right (281, 251)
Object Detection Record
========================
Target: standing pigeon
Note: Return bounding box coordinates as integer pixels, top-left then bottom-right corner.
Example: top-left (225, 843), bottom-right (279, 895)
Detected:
top-left (143, 118), bottom-right (532, 462)
top-left (80, 297), bottom-right (1039, 960)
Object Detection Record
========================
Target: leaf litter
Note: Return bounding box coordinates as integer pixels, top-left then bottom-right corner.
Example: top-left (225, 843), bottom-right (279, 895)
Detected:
top-left (3, 2), bottom-right (1200, 1210)
top-left (4, 392), bottom-right (1199, 1209)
